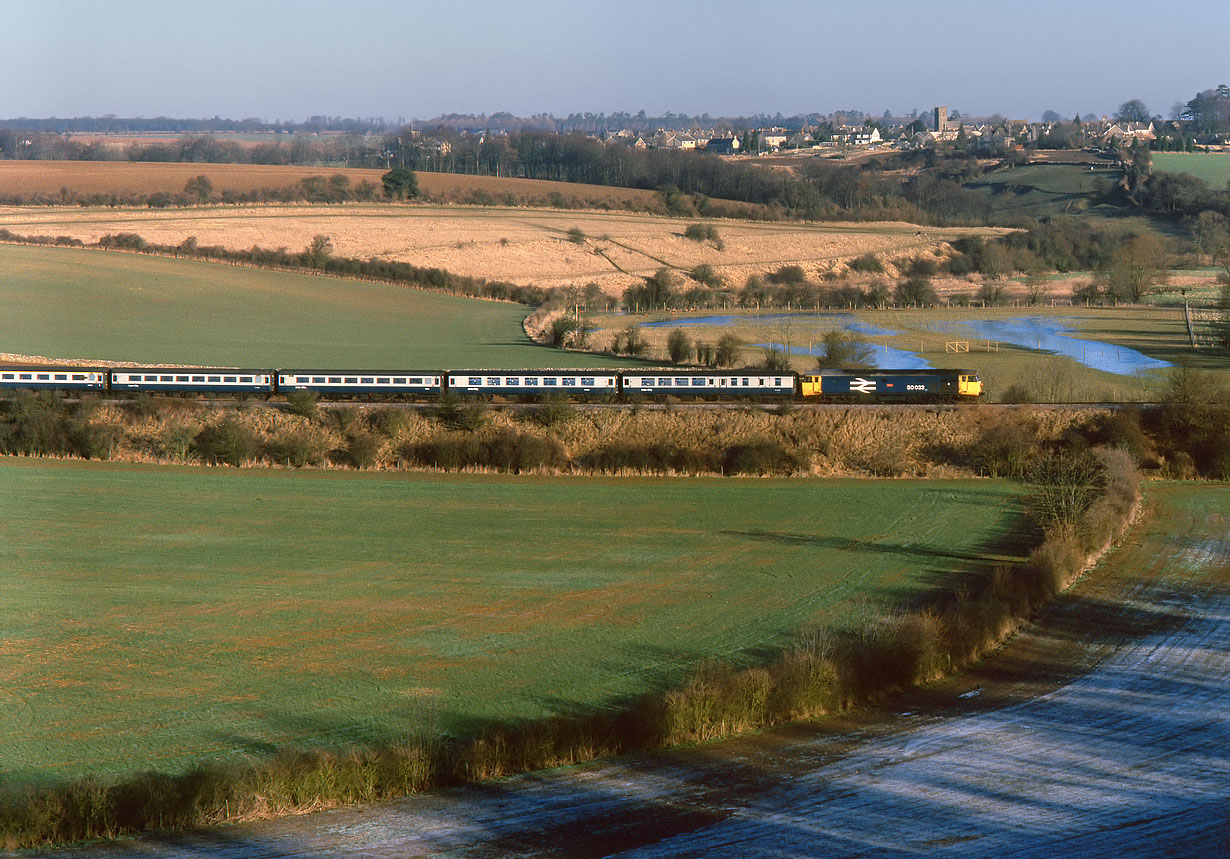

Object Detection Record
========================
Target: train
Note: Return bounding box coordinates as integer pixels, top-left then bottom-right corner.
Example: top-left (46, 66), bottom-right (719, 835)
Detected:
top-left (0, 365), bottom-right (983, 403)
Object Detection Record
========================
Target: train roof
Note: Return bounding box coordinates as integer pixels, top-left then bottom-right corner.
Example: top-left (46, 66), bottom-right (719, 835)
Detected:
top-left (812, 368), bottom-right (976, 375)
top-left (277, 369), bottom-right (442, 374)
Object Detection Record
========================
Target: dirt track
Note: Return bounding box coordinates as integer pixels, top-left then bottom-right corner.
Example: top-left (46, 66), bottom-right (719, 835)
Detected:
top-left (36, 485), bottom-right (1229, 857)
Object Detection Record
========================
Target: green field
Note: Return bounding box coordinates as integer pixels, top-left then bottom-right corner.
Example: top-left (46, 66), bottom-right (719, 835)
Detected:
top-left (966, 164), bottom-right (1127, 220)
top-left (1152, 152), bottom-right (1230, 188)
top-left (0, 244), bottom-right (631, 369)
top-left (0, 458), bottom-right (1026, 785)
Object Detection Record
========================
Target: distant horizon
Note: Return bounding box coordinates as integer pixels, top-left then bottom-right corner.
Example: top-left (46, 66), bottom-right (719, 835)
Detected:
top-left (10, 1), bottom-right (1227, 124)
top-left (0, 106), bottom-right (1172, 127)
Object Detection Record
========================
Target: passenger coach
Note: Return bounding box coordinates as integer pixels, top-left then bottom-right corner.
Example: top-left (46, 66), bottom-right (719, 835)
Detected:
top-left (110, 368), bottom-right (275, 395)
top-left (447, 370), bottom-right (619, 398)
top-left (620, 371), bottom-right (795, 398)
top-left (0, 366), bottom-right (108, 392)
top-left (278, 370), bottom-right (442, 397)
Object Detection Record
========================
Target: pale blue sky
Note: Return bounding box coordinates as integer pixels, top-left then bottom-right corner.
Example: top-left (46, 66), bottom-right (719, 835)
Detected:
top-left (8, 0), bottom-right (1227, 122)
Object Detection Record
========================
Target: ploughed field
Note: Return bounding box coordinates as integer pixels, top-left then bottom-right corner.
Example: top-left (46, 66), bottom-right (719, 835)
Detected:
top-left (0, 458), bottom-right (1026, 786)
top-left (0, 244), bottom-right (630, 369)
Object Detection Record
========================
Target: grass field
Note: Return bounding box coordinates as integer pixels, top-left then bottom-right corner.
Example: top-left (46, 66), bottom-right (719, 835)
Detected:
top-left (964, 164), bottom-right (1181, 237)
top-left (1151, 152), bottom-right (1230, 188)
top-left (0, 243), bottom-right (631, 368)
top-left (0, 458), bottom-right (1026, 785)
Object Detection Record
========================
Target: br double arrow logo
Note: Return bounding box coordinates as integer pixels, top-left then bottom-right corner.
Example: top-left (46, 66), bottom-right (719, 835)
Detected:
top-left (849, 377), bottom-right (877, 394)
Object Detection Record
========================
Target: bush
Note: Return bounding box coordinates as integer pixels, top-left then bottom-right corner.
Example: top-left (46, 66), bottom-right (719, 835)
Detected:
top-left (266, 429), bottom-right (327, 467)
top-left (566, 227), bottom-right (586, 245)
top-left (768, 265), bottom-right (807, 285)
top-left (285, 391), bottom-right (319, 420)
top-left (346, 432), bottom-right (382, 468)
top-left (368, 407), bottom-right (409, 439)
top-left (193, 420), bottom-right (258, 466)
top-left (723, 438), bottom-right (803, 475)
top-left (848, 253), bottom-right (883, 274)
top-left (482, 428), bottom-right (567, 473)
top-left (522, 397), bottom-right (576, 428)
top-left (666, 328), bottom-right (693, 364)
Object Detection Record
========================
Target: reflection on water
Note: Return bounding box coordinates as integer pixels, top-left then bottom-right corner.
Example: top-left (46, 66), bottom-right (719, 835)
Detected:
top-left (952, 318), bottom-right (1171, 376)
top-left (635, 313), bottom-right (1172, 377)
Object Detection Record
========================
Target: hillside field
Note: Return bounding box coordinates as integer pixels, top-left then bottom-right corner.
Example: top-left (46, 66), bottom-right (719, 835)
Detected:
top-left (0, 458), bottom-right (1026, 785)
top-left (0, 244), bottom-right (630, 368)
top-left (1151, 152), bottom-right (1230, 187)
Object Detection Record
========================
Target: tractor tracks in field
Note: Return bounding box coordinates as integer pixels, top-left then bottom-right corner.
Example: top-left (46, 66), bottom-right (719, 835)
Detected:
top-left (35, 486), bottom-right (1230, 858)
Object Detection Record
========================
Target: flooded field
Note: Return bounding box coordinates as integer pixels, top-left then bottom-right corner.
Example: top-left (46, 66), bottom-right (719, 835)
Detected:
top-left (640, 312), bottom-right (1172, 376)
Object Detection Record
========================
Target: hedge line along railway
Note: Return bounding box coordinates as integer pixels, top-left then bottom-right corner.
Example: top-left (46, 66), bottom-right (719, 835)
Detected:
top-left (0, 365), bottom-right (983, 404)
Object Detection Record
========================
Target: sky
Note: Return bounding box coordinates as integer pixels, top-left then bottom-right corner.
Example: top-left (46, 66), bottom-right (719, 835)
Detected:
top-left (8, 0), bottom-right (1228, 123)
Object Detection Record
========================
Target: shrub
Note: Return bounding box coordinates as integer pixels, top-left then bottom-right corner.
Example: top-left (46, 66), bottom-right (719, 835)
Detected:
top-left (666, 328), bottom-right (693, 364)
top-left (193, 420), bottom-right (258, 466)
top-left (768, 265), bottom-right (807, 285)
top-left (346, 432), bottom-right (382, 469)
top-left (723, 438), bottom-right (803, 475)
top-left (266, 429), bottom-right (327, 467)
top-left (483, 428), bottom-right (567, 473)
top-left (848, 253), bottom-right (883, 274)
top-left (566, 227), bottom-right (586, 245)
top-left (689, 263), bottom-right (721, 287)
top-left (683, 223), bottom-right (722, 246)
top-left (522, 397), bottom-right (576, 428)
top-left (967, 416), bottom-right (1038, 477)
top-left (285, 391), bottom-right (319, 420)
top-left (368, 407), bottom-right (409, 439)
top-left (1025, 448), bottom-right (1106, 530)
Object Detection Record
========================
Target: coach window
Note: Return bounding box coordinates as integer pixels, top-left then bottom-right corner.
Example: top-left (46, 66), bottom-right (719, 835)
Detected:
top-left (544, 378), bottom-right (557, 386)
top-left (344, 377), bottom-right (358, 384)
top-left (192, 376), bottom-right (205, 382)
top-left (54, 374), bottom-right (67, 381)
top-left (328, 377), bottom-right (341, 384)
top-left (361, 377), bottom-right (374, 384)
top-left (563, 377), bottom-right (576, 386)
top-left (19, 374), bottom-right (31, 380)
top-left (377, 377), bottom-right (389, 384)
top-left (240, 377), bottom-right (252, 383)
top-left (177, 376), bottom-right (189, 382)
top-left (395, 378), bottom-right (408, 385)
top-left (2, 373), bottom-right (13, 379)
top-left (582, 377), bottom-right (595, 386)
top-left (72, 374), bottom-right (84, 381)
